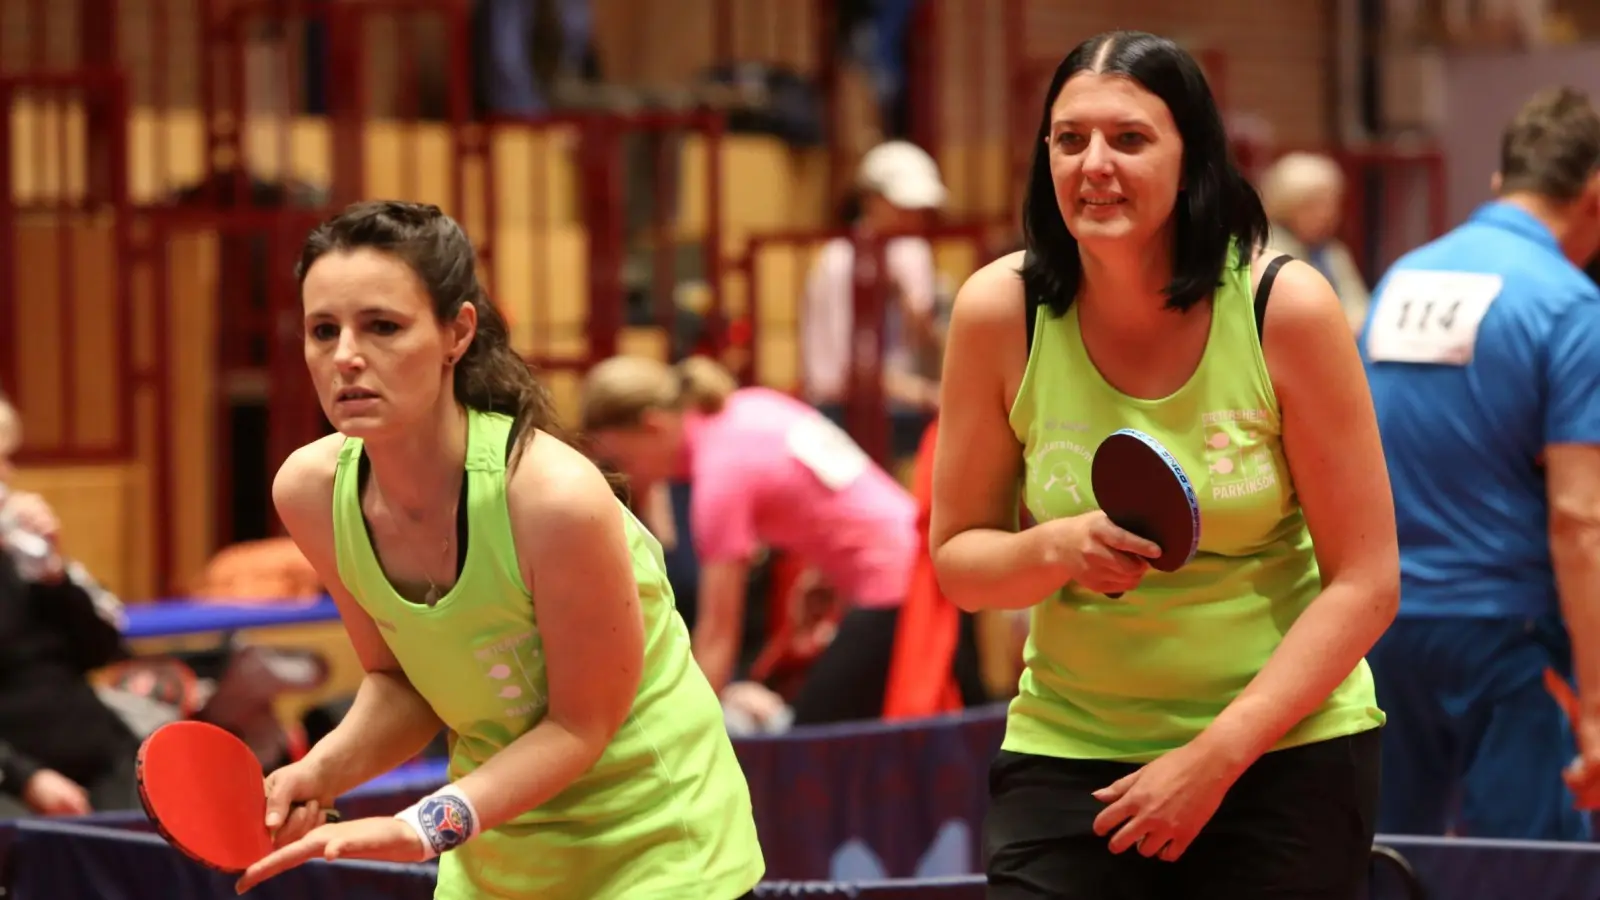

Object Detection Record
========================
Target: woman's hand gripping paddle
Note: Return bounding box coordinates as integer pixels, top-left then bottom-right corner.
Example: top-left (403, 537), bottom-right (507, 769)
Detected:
top-left (137, 720), bottom-right (337, 874)
top-left (1089, 429), bottom-right (1201, 598)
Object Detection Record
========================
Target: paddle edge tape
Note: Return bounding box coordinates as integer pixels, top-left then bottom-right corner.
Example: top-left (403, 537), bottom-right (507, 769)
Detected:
top-left (1106, 428), bottom-right (1202, 568)
top-left (135, 731), bottom-right (250, 876)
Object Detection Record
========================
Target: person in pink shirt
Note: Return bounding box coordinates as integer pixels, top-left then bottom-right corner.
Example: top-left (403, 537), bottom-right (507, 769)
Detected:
top-left (580, 355), bottom-right (919, 725)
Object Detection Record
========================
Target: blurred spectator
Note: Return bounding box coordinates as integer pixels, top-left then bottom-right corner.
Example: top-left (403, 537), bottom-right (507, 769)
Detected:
top-left (1360, 85), bottom-right (1600, 840)
top-left (629, 479), bottom-right (774, 687)
top-left (474, 0), bottom-right (597, 115)
top-left (0, 393), bottom-right (140, 819)
top-left (581, 355), bottom-right (926, 726)
top-left (837, 0), bottom-right (921, 139)
top-left (1261, 152), bottom-right (1371, 332)
top-left (802, 141), bottom-right (944, 457)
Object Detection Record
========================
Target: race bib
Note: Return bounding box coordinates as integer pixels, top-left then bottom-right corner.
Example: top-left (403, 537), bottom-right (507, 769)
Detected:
top-left (785, 415), bottom-right (870, 491)
top-left (1364, 270), bottom-right (1504, 366)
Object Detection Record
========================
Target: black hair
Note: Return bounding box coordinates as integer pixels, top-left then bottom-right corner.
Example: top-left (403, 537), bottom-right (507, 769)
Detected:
top-left (295, 200), bottom-right (556, 452)
top-left (1020, 30), bottom-right (1269, 315)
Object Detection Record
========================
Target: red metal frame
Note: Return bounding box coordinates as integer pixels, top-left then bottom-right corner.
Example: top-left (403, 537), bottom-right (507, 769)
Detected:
top-left (710, 0), bottom-right (840, 200)
top-left (0, 69), bottom-right (133, 466)
top-left (731, 223), bottom-right (992, 462)
top-left (1335, 144), bottom-right (1449, 278)
top-left (474, 109), bottom-right (728, 371)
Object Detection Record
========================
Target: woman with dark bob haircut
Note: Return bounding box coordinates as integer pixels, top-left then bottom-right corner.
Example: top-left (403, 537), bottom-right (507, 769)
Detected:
top-left (930, 31), bottom-right (1398, 899)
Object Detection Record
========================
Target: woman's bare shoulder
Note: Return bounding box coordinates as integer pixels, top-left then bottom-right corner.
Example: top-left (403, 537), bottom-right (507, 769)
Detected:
top-left (271, 433), bottom-right (346, 544)
top-left (950, 250), bottom-right (1029, 332)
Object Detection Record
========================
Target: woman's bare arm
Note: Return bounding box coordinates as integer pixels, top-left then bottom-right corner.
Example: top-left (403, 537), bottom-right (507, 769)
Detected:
top-left (930, 254), bottom-right (1074, 611)
top-left (272, 437), bottom-right (446, 801)
top-left (1196, 259), bottom-right (1400, 770)
top-left (447, 435), bottom-right (646, 831)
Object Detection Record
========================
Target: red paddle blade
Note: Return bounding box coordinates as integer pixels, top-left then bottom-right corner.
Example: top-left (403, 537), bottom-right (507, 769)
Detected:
top-left (136, 720), bottom-right (273, 874)
top-left (1090, 429), bottom-right (1200, 573)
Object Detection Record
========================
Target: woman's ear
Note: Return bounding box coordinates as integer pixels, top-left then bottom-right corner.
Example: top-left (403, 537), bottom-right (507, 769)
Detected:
top-left (448, 302), bottom-right (479, 364)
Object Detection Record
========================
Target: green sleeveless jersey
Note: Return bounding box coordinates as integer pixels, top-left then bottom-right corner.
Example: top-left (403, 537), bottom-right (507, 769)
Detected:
top-left (331, 409), bottom-right (764, 899)
top-left (1006, 248), bottom-right (1384, 762)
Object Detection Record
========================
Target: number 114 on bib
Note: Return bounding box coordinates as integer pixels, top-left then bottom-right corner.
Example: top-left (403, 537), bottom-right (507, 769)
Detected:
top-left (1364, 270), bottom-right (1504, 366)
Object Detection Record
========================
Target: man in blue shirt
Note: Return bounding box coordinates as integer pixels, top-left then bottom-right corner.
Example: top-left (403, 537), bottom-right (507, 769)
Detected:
top-left (1361, 86), bottom-right (1600, 839)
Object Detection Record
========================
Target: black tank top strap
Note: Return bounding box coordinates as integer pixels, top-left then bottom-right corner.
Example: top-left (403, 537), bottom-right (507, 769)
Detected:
top-left (1254, 253), bottom-right (1294, 340)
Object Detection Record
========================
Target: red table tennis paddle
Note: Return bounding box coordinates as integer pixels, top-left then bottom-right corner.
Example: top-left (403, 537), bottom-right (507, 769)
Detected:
top-left (137, 720), bottom-right (335, 874)
top-left (1090, 429), bottom-right (1201, 597)
top-left (1547, 668), bottom-right (1580, 724)
top-left (1544, 668), bottom-right (1594, 803)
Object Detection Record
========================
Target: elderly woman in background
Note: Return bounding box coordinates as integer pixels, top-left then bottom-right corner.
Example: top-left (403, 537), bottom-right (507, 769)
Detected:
top-left (1261, 152), bottom-right (1372, 332)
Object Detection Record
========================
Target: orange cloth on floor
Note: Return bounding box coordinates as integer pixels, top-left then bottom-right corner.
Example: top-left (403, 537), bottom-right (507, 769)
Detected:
top-left (883, 418), bottom-right (964, 720)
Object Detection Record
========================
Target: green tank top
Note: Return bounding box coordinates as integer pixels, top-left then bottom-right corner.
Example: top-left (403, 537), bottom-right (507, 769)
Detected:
top-left (331, 409), bottom-right (764, 900)
top-left (1006, 247), bottom-right (1384, 762)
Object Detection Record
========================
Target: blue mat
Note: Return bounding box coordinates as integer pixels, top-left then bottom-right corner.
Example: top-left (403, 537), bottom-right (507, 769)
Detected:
top-left (5, 820), bottom-right (1599, 899)
top-left (122, 598), bottom-right (340, 639)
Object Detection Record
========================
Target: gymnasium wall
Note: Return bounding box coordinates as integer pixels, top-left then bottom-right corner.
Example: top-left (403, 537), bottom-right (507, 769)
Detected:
top-left (1438, 44), bottom-right (1600, 226)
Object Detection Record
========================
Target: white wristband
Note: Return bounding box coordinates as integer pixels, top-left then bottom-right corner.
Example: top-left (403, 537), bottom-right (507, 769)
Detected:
top-left (394, 785), bottom-right (481, 860)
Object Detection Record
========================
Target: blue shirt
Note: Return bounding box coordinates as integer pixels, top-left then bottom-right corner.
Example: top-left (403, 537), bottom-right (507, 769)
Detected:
top-left (1360, 202), bottom-right (1600, 618)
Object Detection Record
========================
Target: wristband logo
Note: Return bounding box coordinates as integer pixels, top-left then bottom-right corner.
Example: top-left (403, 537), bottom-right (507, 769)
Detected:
top-left (419, 795), bottom-right (475, 855)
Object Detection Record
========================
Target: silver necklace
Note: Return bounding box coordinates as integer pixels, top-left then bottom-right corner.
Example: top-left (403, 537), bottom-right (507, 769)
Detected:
top-left (420, 496), bottom-right (460, 607)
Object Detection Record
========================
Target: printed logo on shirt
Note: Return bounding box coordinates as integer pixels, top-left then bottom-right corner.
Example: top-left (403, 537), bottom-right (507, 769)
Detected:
top-left (474, 630), bottom-right (547, 719)
top-left (1027, 422), bottom-right (1094, 515)
top-left (1201, 409), bottom-right (1278, 500)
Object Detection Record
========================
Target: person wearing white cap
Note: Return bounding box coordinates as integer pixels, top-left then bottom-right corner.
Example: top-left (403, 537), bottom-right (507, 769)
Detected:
top-left (800, 140), bottom-right (946, 447)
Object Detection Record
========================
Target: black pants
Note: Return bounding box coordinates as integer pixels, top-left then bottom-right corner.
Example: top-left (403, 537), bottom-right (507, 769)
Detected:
top-left (984, 729), bottom-right (1381, 899)
top-left (789, 606), bottom-right (989, 726)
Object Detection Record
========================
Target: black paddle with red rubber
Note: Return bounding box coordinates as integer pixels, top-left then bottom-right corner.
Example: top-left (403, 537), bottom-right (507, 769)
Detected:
top-left (1090, 428), bottom-right (1202, 597)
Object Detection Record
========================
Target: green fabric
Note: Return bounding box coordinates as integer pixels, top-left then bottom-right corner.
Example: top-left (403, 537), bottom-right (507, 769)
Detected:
top-left (332, 409), bottom-right (763, 898)
top-left (1005, 247), bottom-right (1384, 761)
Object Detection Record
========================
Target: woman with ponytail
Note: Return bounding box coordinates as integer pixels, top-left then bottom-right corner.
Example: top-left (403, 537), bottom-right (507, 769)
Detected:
top-left (238, 201), bottom-right (763, 900)
top-left (581, 354), bottom-right (968, 725)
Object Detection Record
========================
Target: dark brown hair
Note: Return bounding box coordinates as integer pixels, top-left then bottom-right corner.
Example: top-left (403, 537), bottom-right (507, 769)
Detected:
top-left (1499, 86), bottom-right (1600, 201)
top-left (295, 200), bottom-right (556, 452)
